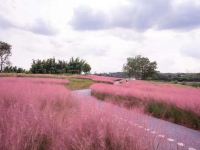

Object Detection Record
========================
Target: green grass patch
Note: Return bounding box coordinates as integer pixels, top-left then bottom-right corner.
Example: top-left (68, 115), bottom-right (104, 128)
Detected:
top-left (150, 80), bottom-right (200, 88)
top-left (146, 102), bottom-right (200, 130)
top-left (184, 82), bottom-right (200, 88)
top-left (91, 92), bottom-right (143, 108)
top-left (91, 92), bottom-right (107, 100)
top-left (67, 78), bottom-right (94, 90)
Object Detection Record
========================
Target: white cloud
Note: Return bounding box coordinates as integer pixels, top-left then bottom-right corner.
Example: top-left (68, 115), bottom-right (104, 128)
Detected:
top-left (0, 0), bottom-right (200, 73)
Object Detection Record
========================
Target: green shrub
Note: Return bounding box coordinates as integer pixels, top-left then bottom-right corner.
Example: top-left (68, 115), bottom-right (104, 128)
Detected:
top-left (147, 102), bottom-right (200, 130)
top-left (191, 82), bottom-right (200, 88)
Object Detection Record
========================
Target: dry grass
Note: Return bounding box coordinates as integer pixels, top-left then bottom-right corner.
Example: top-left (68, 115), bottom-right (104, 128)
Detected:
top-left (67, 78), bottom-right (95, 90)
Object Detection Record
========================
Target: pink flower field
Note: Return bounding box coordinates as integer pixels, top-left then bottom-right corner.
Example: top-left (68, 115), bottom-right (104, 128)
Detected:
top-left (0, 77), bottom-right (154, 150)
top-left (91, 80), bottom-right (200, 115)
top-left (77, 75), bottom-right (122, 84)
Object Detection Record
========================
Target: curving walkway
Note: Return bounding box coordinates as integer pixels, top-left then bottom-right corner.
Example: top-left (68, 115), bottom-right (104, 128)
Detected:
top-left (73, 89), bottom-right (200, 150)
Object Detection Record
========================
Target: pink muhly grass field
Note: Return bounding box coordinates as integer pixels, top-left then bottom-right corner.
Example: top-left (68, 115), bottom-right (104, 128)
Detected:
top-left (91, 80), bottom-right (200, 115)
top-left (0, 77), bottom-right (69, 85)
top-left (77, 75), bottom-right (121, 84)
top-left (0, 77), bottom-right (152, 150)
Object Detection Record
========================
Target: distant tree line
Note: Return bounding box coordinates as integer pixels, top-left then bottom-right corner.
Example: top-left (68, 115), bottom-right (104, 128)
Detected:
top-left (3, 66), bottom-right (26, 73)
top-left (1, 41), bottom-right (200, 82)
top-left (96, 72), bottom-right (129, 78)
top-left (30, 57), bottom-right (91, 74)
top-left (2, 57), bottom-right (91, 74)
top-left (152, 73), bottom-right (200, 82)
top-left (1, 41), bottom-right (92, 74)
top-left (99, 72), bottom-right (200, 82)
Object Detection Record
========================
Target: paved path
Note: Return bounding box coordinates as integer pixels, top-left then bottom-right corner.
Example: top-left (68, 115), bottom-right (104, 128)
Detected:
top-left (73, 89), bottom-right (92, 96)
top-left (73, 89), bottom-right (200, 150)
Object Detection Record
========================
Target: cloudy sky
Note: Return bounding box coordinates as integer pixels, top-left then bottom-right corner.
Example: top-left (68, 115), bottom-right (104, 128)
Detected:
top-left (0, 0), bottom-right (200, 73)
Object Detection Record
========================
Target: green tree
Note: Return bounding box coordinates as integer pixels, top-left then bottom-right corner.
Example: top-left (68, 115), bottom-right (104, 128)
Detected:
top-left (82, 63), bottom-right (91, 74)
top-left (56, 60), bottom-right (68, 74)
top-left (3, 66), bottom-right (25, 73)
top-left (67, 57), bottom-right (85, 74)
top-left (0, 41), bottom-right (11, 72)
top-left (30, 58), bottom-right (68, 74)
top-left (30, 57), bottom-right (91, 75)
top-left (123, 55), bottom-right (157, 79)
